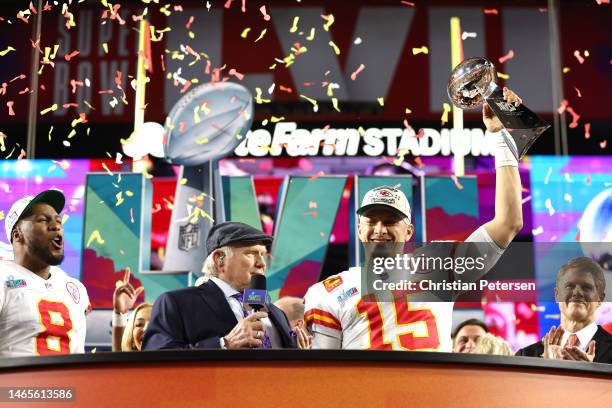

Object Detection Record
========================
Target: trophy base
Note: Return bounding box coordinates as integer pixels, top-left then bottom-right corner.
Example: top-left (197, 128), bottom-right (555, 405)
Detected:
top-left (485, 85), bottom-right (551, 160)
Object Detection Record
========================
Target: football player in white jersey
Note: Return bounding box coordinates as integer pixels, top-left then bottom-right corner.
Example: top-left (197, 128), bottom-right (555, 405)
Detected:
top-left (0, 190), bottom-right (90, 357)
top-left (305, 88), bottom-right (524, 351)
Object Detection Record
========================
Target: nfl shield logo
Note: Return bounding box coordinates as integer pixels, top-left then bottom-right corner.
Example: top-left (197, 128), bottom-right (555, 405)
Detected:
top-left (179, 223), bottom-right (200, 251)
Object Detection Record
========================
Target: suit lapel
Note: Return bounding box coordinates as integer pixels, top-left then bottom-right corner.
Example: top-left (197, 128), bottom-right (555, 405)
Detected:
top-left (197, 280), bottom-right (238, 335)
top-left (267, 303), bottom-right (296, 348)
top-left (593, 326), bottom-right (612, 361)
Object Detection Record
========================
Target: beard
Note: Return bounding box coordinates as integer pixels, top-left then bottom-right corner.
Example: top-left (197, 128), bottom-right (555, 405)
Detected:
top-left (30, 243), bottom-right (64, 266)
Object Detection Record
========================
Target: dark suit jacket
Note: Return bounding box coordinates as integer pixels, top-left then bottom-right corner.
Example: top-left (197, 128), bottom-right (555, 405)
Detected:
top-left (516, 325), bottom-right (612, 364)
top-left (143, 280), bottom-right (297, 350)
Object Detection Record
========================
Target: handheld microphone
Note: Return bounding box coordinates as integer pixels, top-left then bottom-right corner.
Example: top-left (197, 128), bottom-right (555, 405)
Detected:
top-left (243, 274), bottom-right (268, 312)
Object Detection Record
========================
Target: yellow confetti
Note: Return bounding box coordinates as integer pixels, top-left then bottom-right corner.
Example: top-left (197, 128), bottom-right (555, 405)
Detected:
top-left (271, 116), bottom-right (285, 123)
top-left (40, 104), bottom-right (58, 115)
top-left (189, 207), bottom-right (214, 223)
top-left (329, 41), bottom-right (340, 55)
top-left (101, 163), bottom-right (114, 176)
top-left (241, 27), bottom-right (251, 38)
top-left (496, 72), bottom-right (510, 80)
top-left (0, 211), bottom-right (4, 221)
top-left (102, 43), bottom-right (109, 54)
top-left (67, 129), bottom-right (77, 139)
top-left (0, 46), bottom-right (16, 56)
top-left (48, 126), bottom-right (53, 141)
top-left (562, 67), bottom-right (570, 74)
top-left (412, 46), bottom-right (429, 55)
top-left (323, 14), bottom-right (335, 31)
top-left (71, 117), bottom-right (84, 128)
top-left (306, 28), bottom-right (316, 41)
top-left (441, 103), bottom-right (451, 125)
top-left (269, 63), bottom-right (277, 70)
top-left (116, 192), bottom-right (124, 206)
top-left (290, 17), bottom-right (299, 33)
top-left (91, 348), bottom-right (97, 354)
top-left (377, 97), bottom-right (384, 106)
top-left (86, 230), bottom-right (105, 247)
top-left (196, 138), bottom-right (209, 145)
top-left (300, 94), bottom-right (317, 106)
top-left (188, 31), bottom-right (195, 39)
top-left (255, 87), bottom-right (271, 104)
top-left (180, 178), bottom-right (188, 185)
top-left (262, 119), bottom-right (269, 126)
top-left (193, 105), bottom-right (201, 124)
top-left (61, 214), bottom-right (69, 225)
top-left (358, 126), bottom-right (366, 137)
top-left (201, 103), bottom-right (211, 116)
top-left (584, 50), bottom-right (590, 57)
top-left (405, 108), bottom-right (412, 114)
top-left (332, 98), bottom-right (340, 112)
top-left (125, 191), bottom-right (134, 197)
top-left (254, 28), bottom-right (267, 43)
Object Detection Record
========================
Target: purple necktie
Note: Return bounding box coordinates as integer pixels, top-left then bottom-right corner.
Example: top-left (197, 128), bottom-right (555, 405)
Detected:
top-left (232, 293), bottom-right (271, 349)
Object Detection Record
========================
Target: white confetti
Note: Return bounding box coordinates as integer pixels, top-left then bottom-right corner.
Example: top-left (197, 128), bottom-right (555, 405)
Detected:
top-left (115, 153), bottom-right (123, 164)
top-left (63, 140), bottom-right (71, 147)
top-left (521, 195), bottom-right (532, 204)
top-left (268, 83), bottom-right (275, 95)
top-left (532, 226), bottom-right (544, 236)
top-left (544, 198), bottom-right (555, 216)
top-left (564, 173), bottom-right (574, 183)
top-left (564, 193), bottom-right (572, 203)
top-left (461, 32), bottom-right (477, 40)
top-left (353, 37), bottom-right (362, 45)
top-left (544, 167), bottom-right (553, 184)
top-left (85, 78), bottom-right (91, 87)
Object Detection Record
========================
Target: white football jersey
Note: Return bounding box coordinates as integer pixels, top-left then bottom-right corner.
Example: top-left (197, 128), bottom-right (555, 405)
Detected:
top-left (304, 226), bottom-right (504, 351)
top-left (0, 262), bottom-right (90, 357)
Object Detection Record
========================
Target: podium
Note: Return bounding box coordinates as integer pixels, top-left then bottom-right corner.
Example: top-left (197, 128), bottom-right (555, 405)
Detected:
top-left (0, 350), bottom-right (610, 407)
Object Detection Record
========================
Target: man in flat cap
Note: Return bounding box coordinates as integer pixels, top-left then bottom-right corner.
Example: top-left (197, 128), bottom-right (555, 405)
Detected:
top-left (143, 222), bottom-right (297, 349)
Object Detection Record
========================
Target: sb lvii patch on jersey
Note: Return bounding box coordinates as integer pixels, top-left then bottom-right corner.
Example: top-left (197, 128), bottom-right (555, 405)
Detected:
top-left (323, 276), bottom-right (343, 292)
top-left (337, 287), bottom-right (359, 304)
top-left (5, 277), bottom-right (27, 289)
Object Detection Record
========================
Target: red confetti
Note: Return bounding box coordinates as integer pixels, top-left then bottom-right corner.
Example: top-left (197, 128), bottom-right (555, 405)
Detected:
top-left (160, 54), bottom-right (165, 72)
top-left (600, 140), bottom-right (607, 149)
top-left (585, 175), bottom-right (591, 185)
top-left (483, 8), bottom-right (499, 15)
top-left (18, 149), bottom-right (26, 160)
top-left (584, 123), bottom-right (591, 139)
top-left (400, 1), bottom-right (415, 6)
top-left (575, 228), bottom-right (580, 242)
top-left (557, 99), bottom-right (568, 114)
top-left (308, 171), bottom-right (325, 181)
top-left (450, 175), bottom-right (464, 190)
top-left (415, 129), bottom-right (425, 139)
top-left (350, 63), bottom-right (365, 80)
top-left (279, 85), bottom-right (293, 93)
top-left (415, 157), bottom-right (425, 168)
top-left (64, 50), bottom-right (80, 61)
top-left (186, 16), bottom-right (194, 30)
top-left (498, 50), bottom-right (514, 64)
top-left (403, 119), bottom-right (413, 132)
top-left (179, 122), bottom-right (185, 133)
top-left (6, 101), bottom-right (15, 116)
top-left (98, 90), bottom-right (113, 94)
top-left (224, 0), bottom-right (234, 9)
top-left (241, 0), bottom-right (246, 12)
top-left (0, 83), bottom-right (6, 95)
top-left (573, 50), bottom-right (585, 64)
top-left (322, 124), bottom-right (331, 134)
top-left (596, 0), bottom-right (610, 5)
top-left (180, 80), bottom-right (192, 94)
top-left (18, 88), bottom-right (29, 95)
top-left (260, 5), bottom-right (271, 21)
top-left (10, 74), bottom-right (26, 83)
top-left (63, 103), bottom-right (79, 108)
top-left (152, 203), bottom-right (162, 214)
top-left (566, 107), bottom-right (580, 128)
top-left (228, 68), bottom-right (244, 80)
top-left (304, 211), bottom-right (318, 217)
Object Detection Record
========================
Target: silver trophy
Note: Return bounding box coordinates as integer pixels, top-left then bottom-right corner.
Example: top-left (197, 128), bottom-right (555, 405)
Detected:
top-left (447, 57), bottom-right (550, 160)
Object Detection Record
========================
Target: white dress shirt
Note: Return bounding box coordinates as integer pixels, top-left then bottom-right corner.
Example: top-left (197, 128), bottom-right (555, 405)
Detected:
top-left (210, 277), bottom-right (282, 348)
top-left (561, 321), bottom-right (598, 351)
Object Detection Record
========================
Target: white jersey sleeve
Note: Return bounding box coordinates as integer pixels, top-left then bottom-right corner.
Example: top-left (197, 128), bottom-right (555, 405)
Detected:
top-left (304, 275), bottom-right (343, 349)
top-left (455, 225), bottom-right (506, 282)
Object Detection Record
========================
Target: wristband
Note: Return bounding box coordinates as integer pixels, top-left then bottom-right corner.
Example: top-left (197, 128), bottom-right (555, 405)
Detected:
top-left (112, 311), bottom-right (128, 327)
top-left (493, 129), bottom-right (519, 169)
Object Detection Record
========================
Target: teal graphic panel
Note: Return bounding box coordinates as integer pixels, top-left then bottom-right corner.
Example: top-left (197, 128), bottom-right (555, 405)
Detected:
top-left (268, 176), bottom-right (348, 301)
top-left (423, 176), bottom-right (479, 241)
top-left (81, 173), bottom-right (186, 308)
top-left (222, 176), bottom-right (261, 229)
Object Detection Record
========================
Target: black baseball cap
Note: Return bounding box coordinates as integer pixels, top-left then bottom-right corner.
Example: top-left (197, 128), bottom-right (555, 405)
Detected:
top-left (206, 221), bottom-right (273, 254)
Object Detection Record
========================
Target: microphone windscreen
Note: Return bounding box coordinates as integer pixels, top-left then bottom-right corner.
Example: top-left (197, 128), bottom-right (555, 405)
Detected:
top-left (250, 274), bottom-right (267, 291)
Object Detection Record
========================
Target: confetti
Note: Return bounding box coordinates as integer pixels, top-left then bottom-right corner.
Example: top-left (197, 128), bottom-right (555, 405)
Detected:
top-left (329, 41), bottom-right (340, 55)
top-left (116, 192), bottom-right (124, 206)
top-left (300, 94), bottom-right (318, 112)
top-left (450, 175), bottom-right (464, 190)
top-left (400, 1), bottom-right (415, 6)
top-left (496, 72), bottom-right (510, 80)
top-left (228, 68), bottom-right (244, 80)
top-left (259, 6), bottom-right (271, 21)
top-left (290, 16), bottom-right (299, 33)
top-left (600, 140), bottom-right (607, 149)
top-left (532, 226), bottom-right (544, 236)
top-left (544, 167), bottom-right (553, 184)
top-left (321, 14), bottom-right (335, 31)
top-left (240, 27), bottom-right (251, 38)
top-left (584, 123), bottom-right (591, 139)
top-left (0, 47), bottom-right (16, 57)
top-left (498, 50), bottom-right (514, 64)
top-left (0, 132), bottom-right (5, 151)
top-left (412, 46), bottom-right (428, 55)
top-left (271, 116), bottom-right (285, 123)
top-left (483, 8), bottom-right (499, 15)
top-left (573, 86), bottom-right (582, 98)
top-left (573, 50), bottom-right (584, 64)
top-left (544, 198), bottom-right (555, 216)
top-left (254, 28), bottom-right (267, 42)
top-left (350, 63), bottom-right (365, 80)
top-left (354, 37), bottom-right (362, 45)
top-left (86, 230), bottom-right (105, 247)
top-left (566, 107), bottom-right (580, 128)
top-left (441, 103), bottom-right (451, 126)
top-left (557, 99), bottom-right (568, 114)
top-left (461, 32), bottom-right (477, 40)
top-left (308, 171), bottom-right (325, 181)
top-left (521, 195), bottom-right (532, 204)
top-left (101, 163), bottom-right (114, 176)
top-left (564, 193), bottom-right (573, 203)
top-left (6, 101), bottom-right (15, 116)
top-left (64, 50), bottom-right (80, 61)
